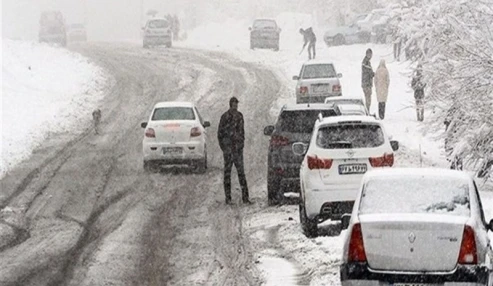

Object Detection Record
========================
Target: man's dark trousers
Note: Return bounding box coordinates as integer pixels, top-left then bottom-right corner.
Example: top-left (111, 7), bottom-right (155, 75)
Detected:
top-left (223, 149), bottom-right (249, 202)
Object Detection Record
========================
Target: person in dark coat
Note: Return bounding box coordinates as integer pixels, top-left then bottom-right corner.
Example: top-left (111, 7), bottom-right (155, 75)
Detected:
top-left (218, 97), bottom-right (251, 205)
top-left (299, 27), bottom-right (317, 60)
top-left (361, 48), bottom-right (374, 112)
top-left (411, 64), bottom-right (426, 121)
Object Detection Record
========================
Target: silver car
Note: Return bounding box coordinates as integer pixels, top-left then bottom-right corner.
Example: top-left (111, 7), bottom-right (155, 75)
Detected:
top-left (293, 60), bottom-right (343, 104)
top-left (143, 18), bottom-right (172, 48)
top-left (341, 168), bottom-right (493, 286)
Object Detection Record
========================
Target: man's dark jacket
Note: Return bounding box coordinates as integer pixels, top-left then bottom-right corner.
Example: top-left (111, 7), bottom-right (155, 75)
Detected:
top-left (218, 109), bottom-right (245, 152)
top-left (361, 56), bottom-right (374, 88)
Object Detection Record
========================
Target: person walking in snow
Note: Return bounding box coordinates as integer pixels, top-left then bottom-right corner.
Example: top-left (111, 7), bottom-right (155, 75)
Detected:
top-left (217, 97), bottom-right (252, 205)
top-left (411, 64), bottom-right (426, 121)
top-left (361, 48), bottom-right (375, 112)
top-left (299, 27), bottom-right (317, 60)
top-left (392, 17), bottom-right (402, 61)
top-left (374, 59), bottom-right (390, 119)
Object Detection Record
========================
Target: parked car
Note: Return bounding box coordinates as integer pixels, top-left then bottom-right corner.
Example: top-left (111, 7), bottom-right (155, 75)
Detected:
top-left (341, 168), bottom-right (493, 286)
top-left (143, 18), bottom-right (172, 48)
top-left (293, 115), bottom-right (399, 237)
top-left (141, 101), bottom-right (210, 172)
top-left (294, 60), bottom-right (343, 104)
top-left (39, 11), bottom-right (67, 46)
top-left (67, 23), bottom-right (87, 42)
top-left (249, 18), bottom-right (281, 51)
top-left (263, 104), bottom-right (340, 205)
top-left (325, 97), bottom-right (368, 115)
top-left (324, 14), bottom-right (371, 46)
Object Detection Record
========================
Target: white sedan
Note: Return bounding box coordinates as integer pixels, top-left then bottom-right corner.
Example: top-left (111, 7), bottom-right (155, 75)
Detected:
top-left (340, 168), bottom-right (493, 286)
top-left (141, 101), bottom-right (210, 172)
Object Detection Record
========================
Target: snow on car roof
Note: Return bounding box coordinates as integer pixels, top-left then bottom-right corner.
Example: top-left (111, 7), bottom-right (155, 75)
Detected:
top-left (317, 115), bottom-right (377, 125)
top-left (325, 95), bottom-right (363, 102)
top-left (303, 59), bottom-right (335, 66)
top-left (283, 103), bottom-right (337, 111)
top-left (154, 101), bottom-right (194, 108)
top-left (363, 168), bottom-right (472, 182)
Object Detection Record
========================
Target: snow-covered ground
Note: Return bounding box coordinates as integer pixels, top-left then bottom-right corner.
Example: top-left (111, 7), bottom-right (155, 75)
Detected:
top-left (1, 40), bottom-right (107, 178)
top-left (182, 18), bottom-right (493, 285)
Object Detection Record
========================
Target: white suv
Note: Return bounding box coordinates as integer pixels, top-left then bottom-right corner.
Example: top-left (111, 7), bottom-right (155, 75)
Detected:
top-left (141, 101), bottom-right (210, 172)
top-left (293, 115), bottom-right (399, 237)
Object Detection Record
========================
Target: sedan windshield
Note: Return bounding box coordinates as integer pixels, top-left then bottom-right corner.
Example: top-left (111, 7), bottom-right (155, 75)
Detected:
top-left (253, 20), bottom-right (277, 29)
top-left (152, 107), bottom-right (195, 120)
top-left (360, 177), bottom-right (471, 216)
top-left (302, 64), bottom-right (337, 79)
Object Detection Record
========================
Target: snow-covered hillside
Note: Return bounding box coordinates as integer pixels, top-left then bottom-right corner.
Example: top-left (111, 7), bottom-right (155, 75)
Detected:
top-left (1, 40), bottom-right (107, 178)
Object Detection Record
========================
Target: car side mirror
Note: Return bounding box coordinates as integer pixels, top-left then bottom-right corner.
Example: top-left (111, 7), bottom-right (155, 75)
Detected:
top-left (341, 214), bottom-right (351, 230)
top-left (390, 140), bottom-right (399, 151)
top-left (337, 73), bottom-right (343, 78)
top-left (292, 142), bottom-right (308, 156)
top-left (203, 121), bottom-right (211, 128)
top-left (141, 122), bottom-right (147, 128)
top-left (292, 75), bottom-right (299, 80)
top-left (264, 125), bottom-right (275, 136)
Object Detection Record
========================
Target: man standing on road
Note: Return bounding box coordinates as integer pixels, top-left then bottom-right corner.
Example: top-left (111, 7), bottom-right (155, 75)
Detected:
top-left (362, 48), bottom-right (375, 112)
top-left (299, 27), bottom-right (317, 60)
top-left (218, 97), bottom-right (252, 205)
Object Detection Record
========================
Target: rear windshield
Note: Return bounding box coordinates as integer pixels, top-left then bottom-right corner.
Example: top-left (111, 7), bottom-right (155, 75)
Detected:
top-left (152, 107), bottom-right (195, 121)
top-left (316, 124), bottom-right (384, 149)
top-left (359, 177), bottom-right (471, 216)
top-left (278, 110), bottom-right (337, 133)
top-left (148, 20), bottom-right (169, 29)
top-left (302, 64), bottom-right (337, 79)
top-left (253, 20), bottom-right (277, 29)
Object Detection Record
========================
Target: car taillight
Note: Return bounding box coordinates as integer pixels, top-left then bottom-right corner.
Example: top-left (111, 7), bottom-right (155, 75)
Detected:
top-left (270, 135), bottom-right (289, 147)
top-left (299, 86), bottom-right (308, 94)
top-left (190, 127), bottom-right (201, 137)
top-left (458, 225), bottom-right (478, 264)
top-left (348, 223), bottom-right (367, 263)
top-left (307, 155), bottom-right (333, 170)
top-left (332, 84), bottom-right (341, 93)
top-left (145, 128), bottom-right (155, 138)
top-left (369, 153), bottom-right (394, 167)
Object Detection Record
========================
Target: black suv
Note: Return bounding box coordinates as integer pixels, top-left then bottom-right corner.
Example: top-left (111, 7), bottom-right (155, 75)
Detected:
top-left (264, 104), bottom-right (340, 205)
top-left (249, 19), bottom-right (281, 51)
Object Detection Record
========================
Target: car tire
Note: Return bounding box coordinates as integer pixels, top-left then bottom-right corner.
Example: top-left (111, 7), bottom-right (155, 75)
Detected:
top-left (197, 153), bottom-right (207, 174)
top-left (267, 172), bottom-right (281, 205)
top-left (299, 203), bottom-right (318, 238)
top-left (334, 34), bottom-right (345, 46)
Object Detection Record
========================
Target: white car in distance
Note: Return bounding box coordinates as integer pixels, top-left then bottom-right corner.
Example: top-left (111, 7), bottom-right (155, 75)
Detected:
top-left (141, 102), bottom-right (210, 172)
top-left (293, 60), bottom-right (343, 104)
top-left (293, 115), bottom-right (399, 237)
top-left (340, 168), bottom-right (493, 286)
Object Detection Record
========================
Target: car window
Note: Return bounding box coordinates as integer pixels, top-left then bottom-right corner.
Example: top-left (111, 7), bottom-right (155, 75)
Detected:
top-left (360, 176), bottom-right (471, 217)
top-left (151, 107), bottom-right (195, 121)
top-left (253, 20), bottom-right (277, 29)
top-left (278, 110), bottom-right (337, 133)
top-left (148, 20), bottom-right (169, 29)
top-left (301, 64), bottom-right (337, 79)
top-left (474, 181), bottom-right (488, 226)
top-left (316, 124), bottom-right (384, 149)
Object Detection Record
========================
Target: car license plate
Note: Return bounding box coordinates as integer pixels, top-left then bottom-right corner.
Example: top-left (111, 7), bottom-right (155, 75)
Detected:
top-left (163, 147), bottom-right (182, 155)
top-left (338, 164), bottom-right (367, 175)
top-left (312, 85), bottom-right (329, 93)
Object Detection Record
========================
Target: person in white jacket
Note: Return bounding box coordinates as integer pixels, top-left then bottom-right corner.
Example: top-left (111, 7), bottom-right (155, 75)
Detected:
top-left (374, 59), bottom-right (390, 119)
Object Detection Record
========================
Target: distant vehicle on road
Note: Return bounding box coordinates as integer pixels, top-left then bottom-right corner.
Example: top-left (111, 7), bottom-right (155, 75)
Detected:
top-left (39, 11), bottom-right (67, 46)
top-left (249, 19), bottom-right (281, 51)
top-left (143, 18), bottom-right (172, 48)
top-left (67, 23), bottom-right (87, 43)
top-left (294, 60), bottom-right (343, 104)
top-left (141, 101), bottom-right (210, 172)
top-left (323, 14), bottom-right (370, 46)
top-left (263, 103), bottom-right (341, 205)
top-left (293, 115), bottom-right (399, 237)
top-left (341, 168), bottom-right (493, 286)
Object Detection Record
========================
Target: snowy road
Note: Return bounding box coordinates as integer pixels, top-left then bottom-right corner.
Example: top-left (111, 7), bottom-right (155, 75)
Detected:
top-left (0, 43), bottom-right (284, 285)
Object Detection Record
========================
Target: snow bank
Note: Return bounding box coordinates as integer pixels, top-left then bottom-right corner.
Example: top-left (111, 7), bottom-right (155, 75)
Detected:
top-left (1, 40), bottom-right (106, 178)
